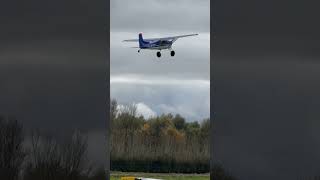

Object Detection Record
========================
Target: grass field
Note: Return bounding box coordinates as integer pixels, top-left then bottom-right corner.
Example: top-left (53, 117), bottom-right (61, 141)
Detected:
top-left (110, 172), bottom-right (210, 180)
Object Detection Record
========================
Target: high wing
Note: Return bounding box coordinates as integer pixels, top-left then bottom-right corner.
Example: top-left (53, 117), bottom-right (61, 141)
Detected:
top-left (123, 33), bottom-right (198, 42)
top-left (154, 33), bottom-right (199, 42)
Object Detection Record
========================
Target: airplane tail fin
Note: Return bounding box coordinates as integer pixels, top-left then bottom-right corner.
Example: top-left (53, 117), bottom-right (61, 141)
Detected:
top-left (138, 33), bottom-right (147, 48)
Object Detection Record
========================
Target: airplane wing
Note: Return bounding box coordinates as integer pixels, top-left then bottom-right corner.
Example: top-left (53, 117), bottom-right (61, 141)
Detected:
top-left (144, 34), bottom-right (199, 42)
top-left (123, 34), bottom-right (198, 42)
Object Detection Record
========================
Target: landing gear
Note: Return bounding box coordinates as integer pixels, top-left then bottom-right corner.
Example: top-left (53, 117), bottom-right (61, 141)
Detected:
top-left (170, 50), bottom-right (175, 56)
top-left (157, 51), bottom-right (161, 58)
top-left (138, 49), bottom-right (140, 53)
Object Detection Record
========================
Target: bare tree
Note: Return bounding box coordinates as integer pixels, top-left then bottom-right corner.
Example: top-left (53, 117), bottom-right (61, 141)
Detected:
top-left (0, 116), bottom-right (25, 180)
top-left (110, 99), bottom-right (118, 123)
top-left (61, 131), bottom-right (89, 180)
top-left (115, 103), bottom-right (139, 154)
top-left (24, 130), bottom-right (63, 180)
top-left (24, 130), bottom-right (90, 180)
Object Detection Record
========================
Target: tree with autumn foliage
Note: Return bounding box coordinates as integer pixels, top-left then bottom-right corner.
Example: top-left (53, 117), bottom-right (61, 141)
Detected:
top-left (110, 99), bottom-right (210, 173)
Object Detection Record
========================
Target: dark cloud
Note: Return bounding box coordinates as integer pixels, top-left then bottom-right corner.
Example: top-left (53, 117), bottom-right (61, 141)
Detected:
top-left (0, 0), bottom-right (107, 41)
top-left (111, 0), bottom-right (209, 33)
top-left (212, 0), bottom-right (320, 179)
top-left (0, 0), bottom-right (108, 165)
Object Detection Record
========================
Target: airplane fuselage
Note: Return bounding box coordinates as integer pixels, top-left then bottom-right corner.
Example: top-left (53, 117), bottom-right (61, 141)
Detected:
top-left (139, 34), bottom-right (173, 50)
top-left (140, 41), bottom-right (172, 50)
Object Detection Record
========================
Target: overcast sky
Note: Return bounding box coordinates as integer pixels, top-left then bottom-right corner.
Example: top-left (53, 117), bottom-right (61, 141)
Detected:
top-left (110, 0), bottom-right (210, 121)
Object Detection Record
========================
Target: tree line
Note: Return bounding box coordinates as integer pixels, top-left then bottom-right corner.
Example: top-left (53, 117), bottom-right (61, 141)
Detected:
top-left (0, 115), bottom-right (105, 180)
top-left (110, 99), bottom-right (237, 179)
top-left (110, 99), bottom-right (210, 173)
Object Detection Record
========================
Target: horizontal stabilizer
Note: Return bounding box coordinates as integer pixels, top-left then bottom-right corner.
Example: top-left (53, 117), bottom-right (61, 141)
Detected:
top-left (123, 39), bottom-right (139, 42)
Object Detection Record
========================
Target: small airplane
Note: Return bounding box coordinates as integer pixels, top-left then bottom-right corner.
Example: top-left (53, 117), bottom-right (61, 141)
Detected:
top-left (123, 33), bottom-right (198, 58)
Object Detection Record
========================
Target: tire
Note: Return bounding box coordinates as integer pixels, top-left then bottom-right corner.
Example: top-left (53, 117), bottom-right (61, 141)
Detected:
top-left (171, 50), bottom-right (175, 56)
top-left (157, 51), bottom-right (161, 57)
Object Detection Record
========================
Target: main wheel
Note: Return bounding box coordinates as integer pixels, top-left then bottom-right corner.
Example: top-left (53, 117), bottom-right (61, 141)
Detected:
top-left (157, 51), bottom-right (161, 57)
top-left (171, 50), bottom-right (175, 56)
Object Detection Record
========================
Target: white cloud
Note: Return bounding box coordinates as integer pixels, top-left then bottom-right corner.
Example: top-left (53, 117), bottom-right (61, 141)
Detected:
top-left (110, 74), bottom-right (209, 87)
top-left (116, 102), bottom-right (157, 119)
top-left (136, 102), bottom-right (157, 119)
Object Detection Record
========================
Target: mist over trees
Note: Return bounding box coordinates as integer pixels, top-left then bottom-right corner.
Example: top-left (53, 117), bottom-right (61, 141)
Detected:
top-left (110, 99), bottom-right (210, 173)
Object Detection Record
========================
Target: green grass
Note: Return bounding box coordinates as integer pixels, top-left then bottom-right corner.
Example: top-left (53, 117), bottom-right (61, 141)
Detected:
top-left (110, 172), bottom-right (209, 180)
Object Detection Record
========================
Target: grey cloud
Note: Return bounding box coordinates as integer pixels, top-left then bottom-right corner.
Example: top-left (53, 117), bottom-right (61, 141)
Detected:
top-left (0, 0), bottom-right (107, 41)
top-left (0, 40), bottom-right (106, 68)
top-left (213, 56), bottom-right (320, 179)
top-left (111, 0), bottom-right (210, 33)
top-left (111, 83), bottom-right (209, 121)
top-left (0, 64), bottom-right (107, 131)
top-left (211, 0), bottom-right (320, 178)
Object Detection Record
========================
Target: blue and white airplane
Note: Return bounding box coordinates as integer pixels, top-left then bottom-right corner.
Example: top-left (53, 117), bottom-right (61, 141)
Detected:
top-left (123, 33), bottom-right (198, 58)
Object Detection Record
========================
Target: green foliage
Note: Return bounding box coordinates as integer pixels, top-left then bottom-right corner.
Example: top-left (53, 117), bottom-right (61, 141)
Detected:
top-left (172, 114), bottom-right (186, 130)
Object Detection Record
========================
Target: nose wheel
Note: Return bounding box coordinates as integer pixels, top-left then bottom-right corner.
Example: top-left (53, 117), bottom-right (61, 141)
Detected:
top-left (156, 51), bottom-right (161, 58)
top-left (170, 50), bottom-right (175, 56)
